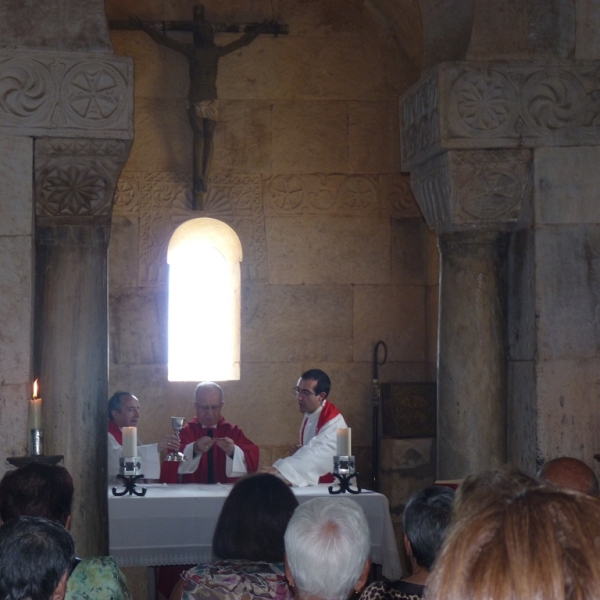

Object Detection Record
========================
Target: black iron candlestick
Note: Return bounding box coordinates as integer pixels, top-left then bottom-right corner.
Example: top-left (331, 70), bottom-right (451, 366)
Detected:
top-left (111, 457), bottom-right (147, 497)
top-left (328, 456), bottom-right (361, 495)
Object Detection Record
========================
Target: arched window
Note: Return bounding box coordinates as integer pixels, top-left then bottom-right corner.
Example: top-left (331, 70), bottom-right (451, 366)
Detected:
top-left (167, 218), bottom-right (242, 382)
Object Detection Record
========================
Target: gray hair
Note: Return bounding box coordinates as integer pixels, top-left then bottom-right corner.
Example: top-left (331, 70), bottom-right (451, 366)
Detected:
top-left (285, 498), bottom-right (370, 600)
top-left (194, 381), bottom-right (223, 402)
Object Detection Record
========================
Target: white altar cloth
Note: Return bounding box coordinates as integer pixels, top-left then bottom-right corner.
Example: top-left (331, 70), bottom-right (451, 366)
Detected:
top-left (108, 483), bottom-right (402, 581)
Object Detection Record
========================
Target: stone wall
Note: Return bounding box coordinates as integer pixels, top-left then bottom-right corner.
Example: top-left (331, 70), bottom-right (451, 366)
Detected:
top-left (105, 0), bottom-right (438, 485)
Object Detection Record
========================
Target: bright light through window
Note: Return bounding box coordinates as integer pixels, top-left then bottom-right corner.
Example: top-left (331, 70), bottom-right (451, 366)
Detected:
top-left (167, 218), bottom-right (242, 382)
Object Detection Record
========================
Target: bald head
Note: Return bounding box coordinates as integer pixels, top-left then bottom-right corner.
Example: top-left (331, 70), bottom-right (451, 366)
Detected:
top-left (539, 457), bottom-right (599, 496)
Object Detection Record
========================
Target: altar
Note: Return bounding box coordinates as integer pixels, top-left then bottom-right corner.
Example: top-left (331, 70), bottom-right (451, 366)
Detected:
top-left (108, 483), bottom-right (402, 581)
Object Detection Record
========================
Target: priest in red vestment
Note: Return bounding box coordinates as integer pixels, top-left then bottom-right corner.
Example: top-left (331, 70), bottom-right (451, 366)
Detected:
top-left (262, 369), bottom-right (347, 487)
top-left (161, 382), bottom-right (259, 484)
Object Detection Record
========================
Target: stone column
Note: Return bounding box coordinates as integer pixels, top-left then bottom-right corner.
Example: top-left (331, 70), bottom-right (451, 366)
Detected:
top-left (33, 139), bottom-right (129, 556)
top-left (401, 68), bottom-right (534, 476)
top-left (402, 61), bottom-right (600, 477)
top-left (437, 230), bottom-right (507, 478)
top-left (0, 2), bottom-right (132, 555)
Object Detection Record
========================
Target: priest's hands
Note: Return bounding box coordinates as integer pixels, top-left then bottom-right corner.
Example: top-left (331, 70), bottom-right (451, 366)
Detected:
top-left (214, 437), bottom-right (235, 458)
top-left (158, 434), bottom-right (181, 453)
top-left (195, 436), bottom-right (215, 454)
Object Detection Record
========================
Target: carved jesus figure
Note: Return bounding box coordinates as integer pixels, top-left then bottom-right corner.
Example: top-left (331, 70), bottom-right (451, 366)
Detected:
top-left (133, 7), bottom-right (268, 209)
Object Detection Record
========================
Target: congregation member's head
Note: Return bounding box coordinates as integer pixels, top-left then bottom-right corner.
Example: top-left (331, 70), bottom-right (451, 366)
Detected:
top-left (0, 462), bottom-right (73, 528)
top-left (194, 382), bottom-right (224, 428)
top-left (293, 369), bottom-right (331, 414)
top-left (403, 485), bottom-right (454, 573)
top-left (452, 465), bottom-right (541, 518)
top-left (213, 473), bottom-right (298, 563)
top-left (108, 391), bottom-right (140, 428)
top-left (284, 498), bottom-right (370, 600)
top-left (0, 516), bottom-right (75, 600)
top-left (427, 469), bottom-right (600, 600)
top-left (538, 456), bottom-right (600, 496)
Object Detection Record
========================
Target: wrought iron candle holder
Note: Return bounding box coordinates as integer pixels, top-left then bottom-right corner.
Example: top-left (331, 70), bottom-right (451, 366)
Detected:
top-left (328, 455), bottom-right (361, 495)
top-left (111, 456), bottom-right (147, 497)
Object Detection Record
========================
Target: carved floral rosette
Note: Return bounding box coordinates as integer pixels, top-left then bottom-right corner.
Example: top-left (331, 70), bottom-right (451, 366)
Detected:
top-left (411, 149), bottom-right (532, 231)
top-left (401, 61), bottom-right (600, 170)
top-left (35, 138), bottom-right (130, 219)
top-left (0, 51), bottom-right (133, 138)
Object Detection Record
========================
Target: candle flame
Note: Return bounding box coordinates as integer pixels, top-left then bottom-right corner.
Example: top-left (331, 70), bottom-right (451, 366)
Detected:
top-left (33, 379), bottom-right (39, 398)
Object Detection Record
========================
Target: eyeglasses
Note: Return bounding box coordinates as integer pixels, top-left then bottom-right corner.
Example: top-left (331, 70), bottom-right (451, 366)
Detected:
top-left (194, 403), bottom-right (222, 412)
top-left (292, 387), bottom-right (318, 398)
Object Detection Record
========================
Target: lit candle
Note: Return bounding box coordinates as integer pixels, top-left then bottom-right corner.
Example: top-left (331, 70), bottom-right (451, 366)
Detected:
top-left (336, 428), bottom-right (351, 456)
top-left (29, 379), bottom-right (42, 430)
top-left (122, 427), bottom-right (137, 457)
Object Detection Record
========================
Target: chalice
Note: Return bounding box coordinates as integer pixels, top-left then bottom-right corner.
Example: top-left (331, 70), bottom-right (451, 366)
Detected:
top-left (166, 416), bottom-right (186, 462)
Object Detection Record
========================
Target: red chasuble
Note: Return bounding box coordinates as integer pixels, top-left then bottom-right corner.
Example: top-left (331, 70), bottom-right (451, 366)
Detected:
top-left (160, 416), bottom-right (259, 484)
top-left (300, 400), bottom-right (342, 484)
top-left (108, 420), bottom-right (123, 445)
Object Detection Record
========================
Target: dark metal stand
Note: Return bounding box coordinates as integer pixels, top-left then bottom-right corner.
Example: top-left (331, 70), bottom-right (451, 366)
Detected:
top-left (7, 455), bottom-right (63, 468)
top-left (329, 472), bottom-right (362, 494)
top-left (328, 455), bottom-right (361, 494)
top-left (371, 341), bottom-right (387, 492)
top-left (111, 474), bottom-right (147, 497)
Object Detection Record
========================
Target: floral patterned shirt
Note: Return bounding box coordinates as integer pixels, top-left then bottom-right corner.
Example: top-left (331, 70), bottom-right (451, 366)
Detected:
top-left (66, 556), bottom-right (132, 600)
top-left (181, 560), bottom-right (293, 600)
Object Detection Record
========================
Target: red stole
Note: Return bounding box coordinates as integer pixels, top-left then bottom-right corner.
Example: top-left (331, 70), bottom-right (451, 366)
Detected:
top-left (300, 400), bottom-right (341, 484)
top-left (108, 420), bottom-right (122, 445)
top-left (300, 400), bottom-right (341, 445)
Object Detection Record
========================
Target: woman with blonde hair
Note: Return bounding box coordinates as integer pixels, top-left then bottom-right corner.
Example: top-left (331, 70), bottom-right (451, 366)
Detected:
top-left (426, 468), bottom-right (600, 600)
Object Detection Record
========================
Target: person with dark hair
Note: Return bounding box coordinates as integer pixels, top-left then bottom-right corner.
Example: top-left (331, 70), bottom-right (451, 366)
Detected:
top-left (0, 462), bottom-right (73, 527)
top-left (361, 486), bottom-right (454, 600)
top-left (0, 516), bottom-right (75, 600)
top-left (108, 391), bottom-right (179, 483)
top-left (263, 369), bottom-right (347, 486)
top-left (0, 464), bottom-right (132, 600)
top-left (538, 456), bottom-right (600, 496)
top-left (161, 382), bottom-right (259, 484)
top-left (170, 474), bottom-right (298, 600)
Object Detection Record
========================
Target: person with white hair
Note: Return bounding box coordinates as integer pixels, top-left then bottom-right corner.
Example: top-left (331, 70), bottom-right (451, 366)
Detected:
top-left (284, 498), bottom-right (371, 600)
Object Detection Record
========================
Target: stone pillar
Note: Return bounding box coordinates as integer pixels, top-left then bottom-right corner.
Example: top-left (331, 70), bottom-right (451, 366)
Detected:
top-left (0, 0), bottom-right (130, 555)
top-left (437, 230), bottom-right (507, 478)
top-left (33, 139), bottom-right (129, 556)
top-left (401, 61), bottom-right (600, 477)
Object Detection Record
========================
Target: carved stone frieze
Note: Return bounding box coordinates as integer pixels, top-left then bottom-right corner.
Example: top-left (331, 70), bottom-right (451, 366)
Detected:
top-left (120, 172), bottom-right (268, 287)
top-left (411, 149), bottom-right (532, 231)
top-left (35, 138), bottom-right (130, 218)
top-left (263, 173), bottom-right (420, 218)
top-left (0, 51), bottom-right (133, 138)
top-left (401, 61), bottom-right (600, 170)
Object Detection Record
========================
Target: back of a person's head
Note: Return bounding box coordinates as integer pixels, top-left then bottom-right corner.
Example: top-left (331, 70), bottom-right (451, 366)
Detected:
top-left (403, 485), bottom-right (455, 570)
top-left (0, 463), bottom-right (74, 526)
top-left (426, 474), bottom-right (600, 600)
top-left (284, 498), bottom-right (370, 600)
top-left (0, 516), bottom-right (75, 600)
top-left (453, 466), bottom-right (541, 521)
top-left (539, 457), bottom-right (600, 496)
top-left (212, 473), bottom-right (299, 562)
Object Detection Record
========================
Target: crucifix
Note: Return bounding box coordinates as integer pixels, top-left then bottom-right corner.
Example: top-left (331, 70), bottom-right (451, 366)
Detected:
top-left (123, 6), bottom-right (286, 210)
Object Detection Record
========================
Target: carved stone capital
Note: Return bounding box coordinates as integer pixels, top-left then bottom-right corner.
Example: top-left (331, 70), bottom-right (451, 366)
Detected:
top-left (35, 138), bottom-right (130, 223)
top-left (401, 61), bottom-right (600, 171)
top-left (0, 51), bottom-right (133, 138)
top-left (411, 149), bottom-right (532, 232)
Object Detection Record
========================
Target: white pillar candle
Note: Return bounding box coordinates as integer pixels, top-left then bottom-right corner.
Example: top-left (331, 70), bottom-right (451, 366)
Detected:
top-left (122, 427), bottom-right (137, 457)
top-left (336, 428), bottom-right (351, 456)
